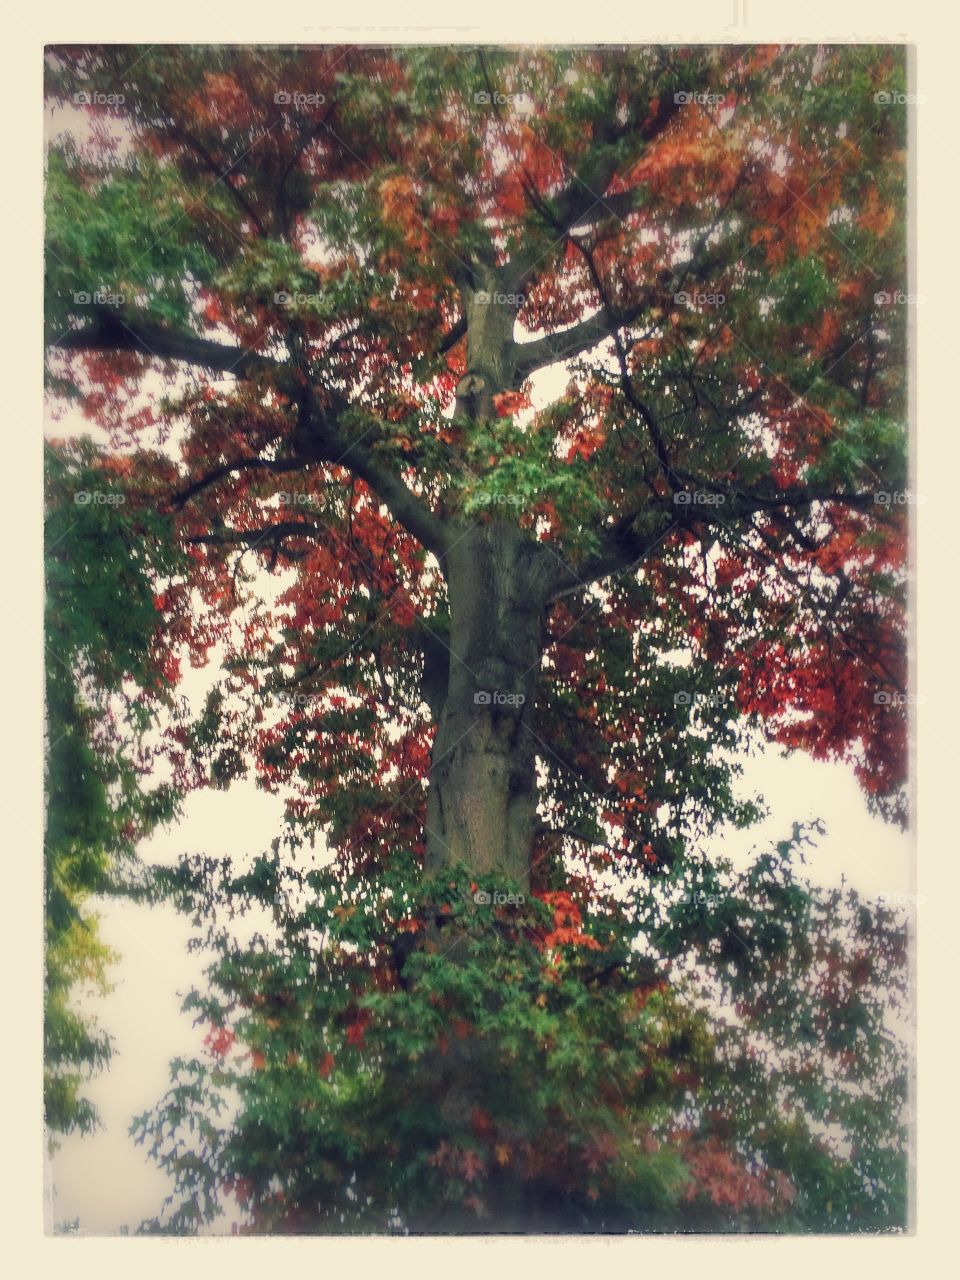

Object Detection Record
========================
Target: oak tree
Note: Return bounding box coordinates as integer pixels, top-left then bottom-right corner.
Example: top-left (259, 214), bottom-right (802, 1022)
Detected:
top-left (44, 44), bottom-right (910, 1230)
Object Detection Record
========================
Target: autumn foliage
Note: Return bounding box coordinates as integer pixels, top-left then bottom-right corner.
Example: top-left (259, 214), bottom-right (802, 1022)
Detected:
top-left (44, 44), bottom-right (909, 1230)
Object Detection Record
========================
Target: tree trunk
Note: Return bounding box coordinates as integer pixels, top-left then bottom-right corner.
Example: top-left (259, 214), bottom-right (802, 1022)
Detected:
top-left (425, 521), bottom-right (554, 887)
top-left (422, 275), bottom-right (554, 885)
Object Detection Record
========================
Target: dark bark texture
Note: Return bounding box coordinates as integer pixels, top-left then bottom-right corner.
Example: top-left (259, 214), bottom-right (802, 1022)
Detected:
top-left (425, 283), bottom-right (554, 886)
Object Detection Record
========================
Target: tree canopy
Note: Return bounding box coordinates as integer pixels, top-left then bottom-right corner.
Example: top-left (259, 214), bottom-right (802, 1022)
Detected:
top-left (44, 44), bottom-right (910, 1232)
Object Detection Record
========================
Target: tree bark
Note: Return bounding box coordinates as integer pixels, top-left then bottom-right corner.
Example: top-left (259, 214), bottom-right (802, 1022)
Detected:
top-left (425, 521), bottom-right (554, 887)
top-left (422, 276), bottom-right (558, 886)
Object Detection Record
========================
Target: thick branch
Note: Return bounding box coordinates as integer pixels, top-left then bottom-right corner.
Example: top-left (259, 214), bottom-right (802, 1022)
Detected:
top-left (548, 511), bottom-right (679, 601)
top-left (51, 310), bottom-right (451, 559)
top-left (53, 310), bottom-right (281, 381)
top-left (514, 301), bottom-right (650, 380)
top-left (300, 418), bottom-right (450, 560)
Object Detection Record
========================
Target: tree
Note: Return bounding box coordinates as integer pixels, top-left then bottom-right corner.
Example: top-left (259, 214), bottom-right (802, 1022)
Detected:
top-left (44, 442), bottom-right (184, 1140)
top-left (45, 44), bottom-right (910, 1231)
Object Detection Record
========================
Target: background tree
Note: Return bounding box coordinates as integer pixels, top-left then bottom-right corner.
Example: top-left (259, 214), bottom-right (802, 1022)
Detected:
top-left (44, 443), bottom-right (185, 1139)
top-left (44, 44), bottom-right (910, 1230)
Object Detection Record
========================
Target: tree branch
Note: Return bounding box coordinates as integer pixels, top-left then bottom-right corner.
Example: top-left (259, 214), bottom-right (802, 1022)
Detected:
top-left (514, 300), bottom-right (650, 379)
top-left (296, 410), bottom-right (451, 560)
top-left (531, 92), bottom-right (684, 244)
top-left (187, 520), bottom-right (327, 568)
top-left (167, 125), bottom-right (268, 235)
top-left (171, 457), bottom-right (309, 509)
top-left (53, 309), bottom-right (282, 381)
top-left (547, 486), bottom-right (884, 600)
top-left (438, 315), bottom-right (467, 355)
top-left (547, 511), bottom-right (679, 601)
top-left (51, 310), bottom-right (452, 560)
